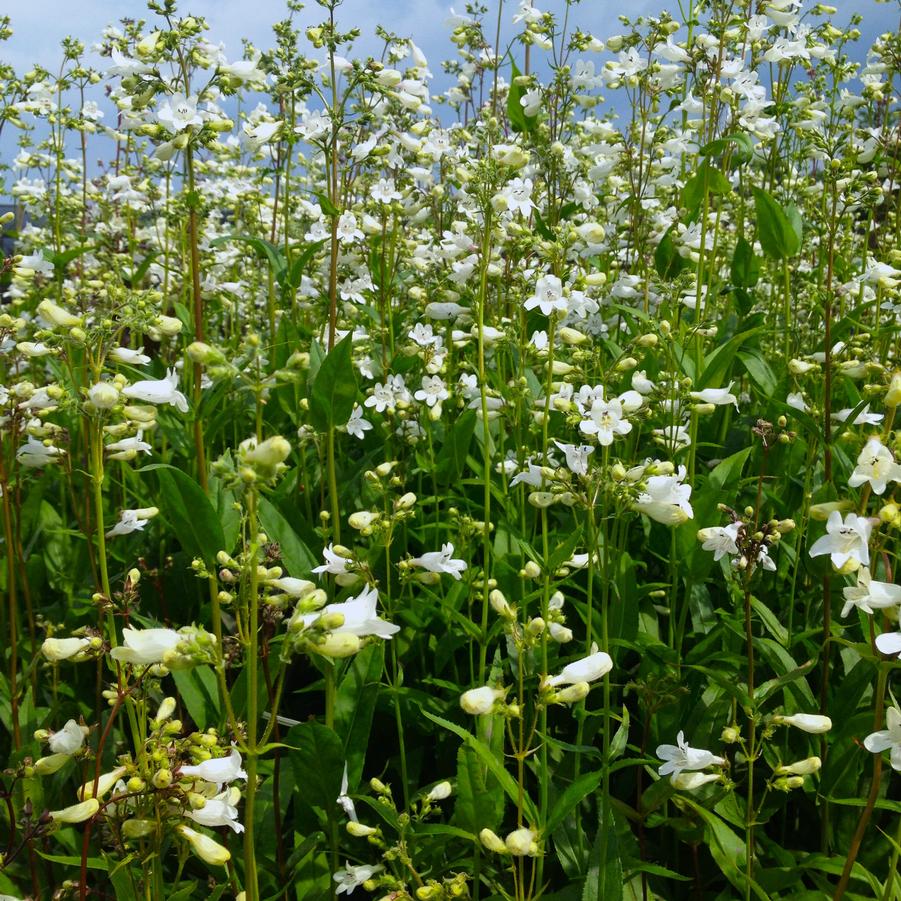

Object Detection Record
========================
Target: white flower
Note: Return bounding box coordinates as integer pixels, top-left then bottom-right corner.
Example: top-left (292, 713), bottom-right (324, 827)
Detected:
top-left (122, 368), bottom-right (188, 413)
top-left (553, 440), bottom-right (594, 476)
top-left (634, 467), bottom-right (694, 526)
top-left (841, 567), bottom-right (901, 617)
top-left (180, 746), bottom-right (248, 786)
top-left (105, 432), bottom-right (153, 457)
top-left (110, 627), bottom-right (181, 665)
top-left (524, 275), bottom-right (567, 316)
top-left (336, 212), bottom-right (363, 244)
top-left (773, 713), bottom-right (832, 734)
top-left (345, 405), bottom-right (372, 440)
top-left (42, 636), bottom-right (91, 662)
top-left (670, 772), bottom-right (723, 790)
top-left (312, 544), bottom-right (353, 577)
top-left (786, 392), bottom-right (808, 412)
top-left (656, 731), bottom-right (725, 779)
top-left (106, 509), bottom-right (152, 538)
top-left (503, 177), bottom-right (534, 215)
top-left (831, 405), bottom-right (883, 426)
top-left (337, 764), bottom-right (358, 822)
top-left (698, 523), bottom-right (741, 561)
top-left (185, 791), bottom-right (244, 833)
top-left (875, 631), bottom-right (901, 659)
top-left (414, 376), bottom-right (449, 408)
top-left (409, 543), bottom-right (467, 580)
top-left (334, 862), bottom-right (382, 895)
top-left (544, 644), bottom-right (612, 687)
top-left (300, 586), bottom-right (399, 640)
top-left (863, 705), bottom-right (901, 771)
top-left (848, 438), bottom-right (901, 495)
top-left (110, 346), bottom-right (151, 366)
top-left (690, 382), bottom-right (739, 409)
top-left (49, 719), bottom-right (87, 755)
top-left (157, 93), bottom-right (204, 132)
top-left (17, 437), bottom-right (64, 468)
top-left (580, 394), bottom-right (632, 446)
top-left (809, 511), bottom-right (872, 570)
top-left (460, 685), bottom-right (504, 715)
top-left (267, 577), bottom-right (316, 598)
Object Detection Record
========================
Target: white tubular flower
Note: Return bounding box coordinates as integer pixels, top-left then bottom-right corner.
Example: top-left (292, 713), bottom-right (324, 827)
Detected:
top-left (334, 862), bottom-right (382, 895)
top-left (48, 719), bottom-right (87, 755)
top-left (634, 467), bottom-right (694, 526)
top-left (185, 794), bottom-right (244, 833)
top-left (875, 631), bottom-right (901, 659)
top-left (656, 731), bottom-right (725, 779)
top-left (122, 368), bottom-right (189, 413)
top-left (41, 636), bottom-right (91, 662)
top-left (110, 627), bottom-right (181, 665)
top-left (689, 382), bottom-right (739, 409)
top-left (180, 745), bottom-right (248, 786)
top-left (809, 511), bottom-right (872, 571)
top-left (460, 685), bottom-right (505, 715)
top-left (848, 438), bottom-right (901, 495)
top-left (670, 771), bottom-right (723, 790)
top-left (698, 523), bottom-right (741, 561)
top-left (505, 827), bottom-right (539, 856)
top-left (841, 567), bottom-right (901, 617)
top-left (773, 714), bottom-right (832, 734)
top-left (176, 824), bottom-right (231, 866)
top-left (408, 543), bottom-right (467, 580)
top-left (863, 706), bottom-right (901, 772)
top-left (544, 644), bottom-right (613, 688)
top-left (78, 766), bottom-right (128, 800)
top-left (50, 799), bottom-right (99, 824)
top-left (524, 274), bottom-right (567, 316)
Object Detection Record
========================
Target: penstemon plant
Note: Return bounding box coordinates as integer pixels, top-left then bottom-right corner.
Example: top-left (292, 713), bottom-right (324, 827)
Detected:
top-left (1, 0), bottom-right (901, 899)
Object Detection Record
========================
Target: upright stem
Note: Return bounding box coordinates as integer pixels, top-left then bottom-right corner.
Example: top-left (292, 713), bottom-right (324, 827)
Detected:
top-left (242, 491), bottom-right (261, 901)
top-left (185, 145), bottom-right (208, 491)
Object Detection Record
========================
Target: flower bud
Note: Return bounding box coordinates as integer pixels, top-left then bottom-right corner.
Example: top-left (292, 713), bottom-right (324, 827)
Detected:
top-left (775, 756), bottom-right (821, 776)
top-left (50, 799), bottom-right (99, 824)
top-left (426, 781), bottom-right (452, 801)
top-left (347, 822), bottom-right (378, 837)
top-left (122, 819), bottom-right (155, 839)
top-left (34, 754), bottom-right (71, 775)
top-left (460, 685), bottom-right (504, 715)
top-left (177, 824), bottom-right (231, 866)
top-left (479, 828), bottom-right (508, 854)
top-left (886, 372), bottom-right (901, 407)
top-left (37, 299), bottom-right (82, 329)
top-left (316, 633), bottom-right (362, 658)
top-left (505, 827), bottom-right (538, 856)
top-left (773, 714), bottom-right (832, 734)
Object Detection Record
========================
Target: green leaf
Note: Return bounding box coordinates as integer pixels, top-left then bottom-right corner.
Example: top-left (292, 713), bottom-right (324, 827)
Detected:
top-left (654, 225), bottom-right (686, 280)
top-left (752, 187), bottom-right (801, 259)
top-left (507, 61), bottom-right (537, 134)
top-left (455, 737), bottom-right (505, 835)
top-left (546, 769), bottom-right (602, 836)
top-left (140, 465), bottom-right (225, 565)
top-left (581, 801), bottom-right (622, 901)
top-left (172, 665), bottom-right (220, 730)
top-left (436, 410), bottom-right (477, 486)
top-left (697, 326), bottom-right (763, 390)
top-left (730, 237), bottom-right (760, 288)
top-left (738, 348), bottom-right (778, 397)
top-left (334, 643), bottom-right (385, 789)
top-left (316, 193), bottom-right (340, 218)
top-left (681, 160), bottom-right (730, 215)
top-left (280, 241), bottom-right (325, 294)
top-left (209, 234), bottom-right (286, 278)
top-left (257, 498), bottom-right (317, 576)
top-left (423, 710), bottom-right (539, 824)
top-left (285, 721), bottom-right (345, 813)
top-left (308, 332), bottom-right (357, 432)
top-left (681, 799), bottom-right (769, 899)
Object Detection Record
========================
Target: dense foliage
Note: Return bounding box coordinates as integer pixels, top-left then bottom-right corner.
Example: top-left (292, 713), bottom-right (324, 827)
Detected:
top-left (0, 1), bottom-right (900, 899)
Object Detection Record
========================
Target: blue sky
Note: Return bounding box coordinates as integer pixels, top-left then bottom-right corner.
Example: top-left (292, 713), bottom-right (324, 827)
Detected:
top-left (3, 0), bottom-right (895, 87)
top-left (0, 0), bottom-right (895, 197)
